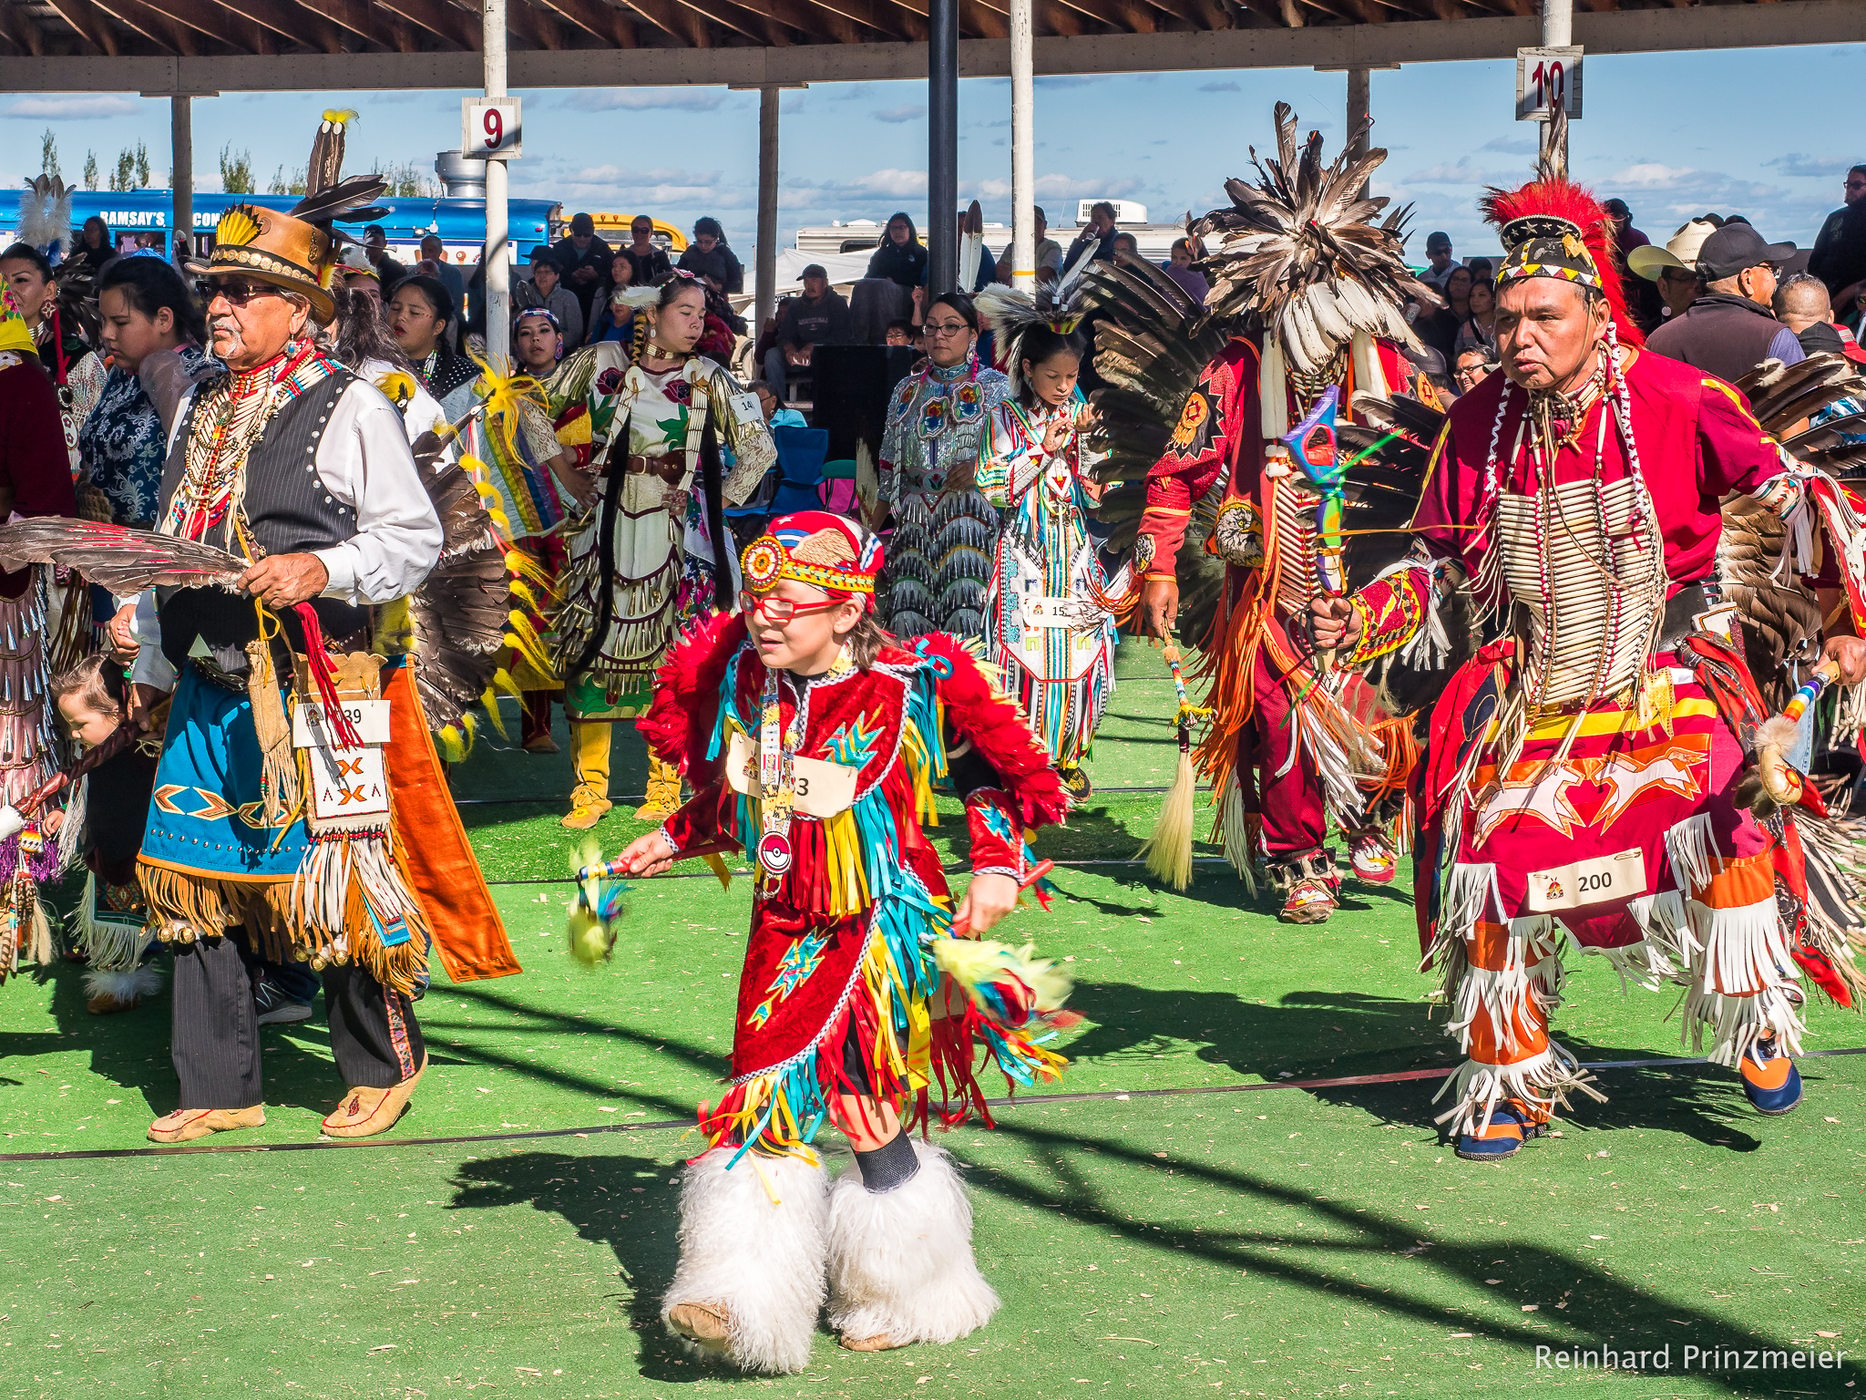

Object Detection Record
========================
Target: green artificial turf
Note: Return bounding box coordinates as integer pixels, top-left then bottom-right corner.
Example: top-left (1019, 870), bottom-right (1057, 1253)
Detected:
top-left (3, 637), bottom-right (1864, 1398)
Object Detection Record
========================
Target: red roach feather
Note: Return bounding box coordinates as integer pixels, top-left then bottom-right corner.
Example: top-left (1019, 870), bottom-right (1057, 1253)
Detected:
top-left (1480, 177), bottom-right (1644, 348)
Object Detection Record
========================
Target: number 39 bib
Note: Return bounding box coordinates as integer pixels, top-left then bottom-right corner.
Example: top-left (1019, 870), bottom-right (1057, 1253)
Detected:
top-left (727, 732), bottom-right (858, 818)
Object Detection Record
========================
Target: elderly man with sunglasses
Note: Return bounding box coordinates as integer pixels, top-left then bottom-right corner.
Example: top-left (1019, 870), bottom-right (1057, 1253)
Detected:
top-left (118, 200), bottom-right (451, 1145)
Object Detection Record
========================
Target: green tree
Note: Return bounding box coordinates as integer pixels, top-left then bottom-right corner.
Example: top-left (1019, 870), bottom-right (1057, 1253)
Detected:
top-left (219, 144), bottom-right (255, 195)
top-left (40, 129), bottom-right (59, 179)
top-left (371, 160), bottom-right (435, 199)
top-left (133, 142), bottom-right (150, 188)
top-left (81, 150), bottom-right (99, 190)
top-left (267, 164), bottom-right (307, 197)
top-left (110, 149), bottom-right (135, 193)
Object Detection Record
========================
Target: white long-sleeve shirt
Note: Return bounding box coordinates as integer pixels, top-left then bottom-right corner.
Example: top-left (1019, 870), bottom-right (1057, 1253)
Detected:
top-left (132, 374), bottom-right (443, 690)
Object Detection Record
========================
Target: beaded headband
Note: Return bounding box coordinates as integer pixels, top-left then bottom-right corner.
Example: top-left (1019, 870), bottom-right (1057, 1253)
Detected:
top-left (740, 511), bottom-right (883, 596)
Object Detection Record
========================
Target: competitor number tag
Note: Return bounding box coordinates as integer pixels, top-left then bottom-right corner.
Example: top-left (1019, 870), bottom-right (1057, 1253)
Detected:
top-left (726, 732), bottom-right (858, 818)
top-left (1524, 848), bottom-right (1646, 913)
top-left (729, 390), bottom-right (764, 425)
top-left (293, 699), bottom-right (392, 749)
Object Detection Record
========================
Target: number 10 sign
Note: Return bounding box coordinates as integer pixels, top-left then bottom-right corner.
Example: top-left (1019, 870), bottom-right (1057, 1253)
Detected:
top-left (1515, 45), bottom-right (1583, 122)
top-left (463, 97), bottom-right (523, 159)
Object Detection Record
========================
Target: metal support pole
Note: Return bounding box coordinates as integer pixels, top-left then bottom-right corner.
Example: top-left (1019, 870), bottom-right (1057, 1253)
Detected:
top-left (754, 86), bottom-right (780, 338)
top-left (927, 0), bottom-right (958, 295)
top-left (1540, 0), bottom-right (1573, 174)
top-left (170, 95), bottom-right (192, 265)
top-left (1346, 66), bottom-right (1370, 201)
top-left (483, 0), bottom-right (511, 363)
top-left (1009, 0), bottom-right (1035, 291)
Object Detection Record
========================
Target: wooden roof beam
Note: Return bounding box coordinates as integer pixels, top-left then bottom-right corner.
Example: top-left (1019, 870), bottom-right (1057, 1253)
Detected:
top-left (615, 0), bottom-right (711, 46)
top-left (0, 4), bottom-right (46, 55)
top-left (795, 0), bottom-right (921, 39)
top-left (91, 0), bottom-right (195, 53)
top-left (44, 0), bottom-right (120, 54)
top-left (661, 0), bottom-right (769, 45)
top-left (508, 0), bottom-right (570, 47)
top-left (133, 0), bottom-right (271, 50)
top-left (283, 0), bottom-right (398, 47)
top-left (209, 0), bottom-right (344, 52)
top-left (527, 0), bottom-right (640, 46)
top-left (373, 0), bottom-right (477, 48)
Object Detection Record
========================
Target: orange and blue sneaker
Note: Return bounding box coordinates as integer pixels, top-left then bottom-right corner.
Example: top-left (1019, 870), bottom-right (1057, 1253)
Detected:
top-left (1454, 1102), bottom-right (1547, 1161)
top-left (1739, 1036), bottom-right (1802, 1114)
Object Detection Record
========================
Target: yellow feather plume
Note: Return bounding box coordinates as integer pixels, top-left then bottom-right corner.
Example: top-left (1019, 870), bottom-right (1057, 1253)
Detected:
top-left (467, 349), bottom-right (549, 464)
top-left (322, 108), bottom-right (358, 127)
top-left (215, 205), bottom-right (262, 248)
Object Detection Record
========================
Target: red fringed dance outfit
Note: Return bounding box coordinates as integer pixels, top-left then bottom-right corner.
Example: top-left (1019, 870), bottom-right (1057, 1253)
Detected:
top-left (640, 612), bottom-right (1069, 1159)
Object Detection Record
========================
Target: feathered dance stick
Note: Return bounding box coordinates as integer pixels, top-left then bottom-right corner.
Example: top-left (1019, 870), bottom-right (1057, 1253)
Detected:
top-left (1137, 644), bottom-right (1213, 890)
top-left (1752, 659), bottom-right (1840, 811)
top-left (565, 838), bottom-right (738, 965)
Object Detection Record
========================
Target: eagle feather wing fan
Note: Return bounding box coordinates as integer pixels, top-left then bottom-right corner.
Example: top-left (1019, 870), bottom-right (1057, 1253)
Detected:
top-left (0, 520), bottom-right (246, 596)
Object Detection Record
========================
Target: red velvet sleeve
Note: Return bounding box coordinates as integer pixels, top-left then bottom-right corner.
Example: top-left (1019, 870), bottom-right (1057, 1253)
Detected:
top-left (1696, 374), bottom-right (1792, 499)
top-left (637, 610), bottom-right (746, 786)
top-left (920, 635), bottom-right (1069, 832)
top-left (0, 361), bottom-right (77, 600)
top-left (660, 779), bottom-right (733, 855)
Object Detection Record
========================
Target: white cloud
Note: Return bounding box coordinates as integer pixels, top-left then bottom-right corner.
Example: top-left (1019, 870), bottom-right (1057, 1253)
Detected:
top-left (6, 95), bottom-right (142, 120)
top-left (581, 90), bottom-right (728, 113)
top-left (1198, 81), bottom-right (1241, 94)
top-left (874, 106), bottom-right (924, 125)
top-left (851, 168), bottom-right (928, 197)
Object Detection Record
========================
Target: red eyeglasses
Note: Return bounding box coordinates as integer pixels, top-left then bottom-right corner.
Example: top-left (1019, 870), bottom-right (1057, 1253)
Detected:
top-left (739, 592), bottom-right (845, 624)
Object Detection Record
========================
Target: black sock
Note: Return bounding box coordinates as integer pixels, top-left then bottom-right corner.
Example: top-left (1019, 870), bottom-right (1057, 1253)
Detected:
top-left (852, 1130), bottom-right (920, 1193)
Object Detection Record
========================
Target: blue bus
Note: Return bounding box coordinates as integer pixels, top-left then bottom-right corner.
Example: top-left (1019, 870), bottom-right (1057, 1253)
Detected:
top-left (0, 189), bottom-right (563, 268)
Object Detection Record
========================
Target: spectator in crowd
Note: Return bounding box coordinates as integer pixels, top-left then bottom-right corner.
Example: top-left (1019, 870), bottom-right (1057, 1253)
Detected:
top-left (1774, 271), bottom-right (1851, 357)
top-left (619, 215), bottom-right (673, 287)
top-left (676, 216), bottom-right (745, 295)
top-left (1163, 237), bottom-right (1209, 303)
top-left (1629, 216), bottom-right (1720, 327)
top-left (1453, 274), bottom-right (1498, 356)
top-left (361, 224), bottom-right (406, 290)
top-left (1418, 230), bottom-right (1456, 291)
top-left (764, 264), bottom-right (852, 402)
top-left (63, 216), bottom-right (113, 279)
top-left (1417, 264), bottom-right (1471, 361)
top-left (1110, 232), bottom-right (1140, 261)
top-left (867, 212), bottom-right (929, 288)
top-left (884, 319), bottom-right (916, 349)
top-left (588, 254), bottom-right (638, 345)
top-left (749, 379), bottom-right (808, 428)
top-left (388, 274), bottom-right (479, 419)
top-left (514, 250), bottom-right (585, 349)
top-left (1467, 256), bottom-right (1494, 284)
top-left (1604, 198), bottom-right (1664, 329)
top-left (1648, 221), bottom-right (1804, 381)
top-left (551, 212), bottom-right (614, 323)
top-left (1809, 164), bottom-right (1866, 326)
top-left (1061, 201), bottom-right (1119, 279)
top-left (994, 205), bottom-right (1063, 282)
top-left (1451, 344), bottom-right (1496, 397)
top-left (419, 234), bottom-right (466, 310)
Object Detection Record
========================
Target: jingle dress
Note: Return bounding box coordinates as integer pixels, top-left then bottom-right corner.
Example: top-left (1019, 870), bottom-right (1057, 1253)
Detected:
top-left (976, 390), bottom-right (1117, 768)
top-left (876, 355), bottom-right (1010, 639)
top-left (1349, 348), bottom-right (1866, 1131)
top-left (553, 353), bottom-right (773, 720)
top-left (640, 614), bottom-right (1070, 1158)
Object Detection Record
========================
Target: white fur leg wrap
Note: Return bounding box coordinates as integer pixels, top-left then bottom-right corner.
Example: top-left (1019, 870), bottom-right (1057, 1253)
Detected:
top-left (81, 963), bottom-right (163, 1005)
top-left (661, 1148), bottom-right (829, 1375)
top-left (826, 1140), bottom-right (999, 1347)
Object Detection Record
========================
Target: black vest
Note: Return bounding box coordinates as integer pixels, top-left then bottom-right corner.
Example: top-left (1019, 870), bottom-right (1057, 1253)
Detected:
top-left (156, 364), bottom-right (370, 667)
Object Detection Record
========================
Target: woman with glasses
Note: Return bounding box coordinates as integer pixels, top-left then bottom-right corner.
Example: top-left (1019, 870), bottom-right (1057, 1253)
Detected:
top-left (872, 291), bottom-right (1010, 638)
top-left (549, 273), bottom-right (776, 829)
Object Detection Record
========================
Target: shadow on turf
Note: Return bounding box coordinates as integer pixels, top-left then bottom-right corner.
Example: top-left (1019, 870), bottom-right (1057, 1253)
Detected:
top-left (1062, 982), bottom-right (1764, 1149)
top-left (1, 958), bottom-right (368, 1118)
top-left (448, 1149), bottom-right (700, 1382)
top-left (965, 1117), bottom-right (1863, 1395)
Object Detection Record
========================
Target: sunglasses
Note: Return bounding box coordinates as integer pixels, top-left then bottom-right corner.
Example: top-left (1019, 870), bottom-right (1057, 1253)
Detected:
top-left (198, 278), bottom-right (285, 307)
top-left (739, 592), bottom-right (846, 624)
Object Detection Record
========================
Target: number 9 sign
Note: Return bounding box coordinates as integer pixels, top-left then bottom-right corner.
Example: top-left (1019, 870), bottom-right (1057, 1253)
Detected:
top-left (462, 98), bottom-right (523, 159)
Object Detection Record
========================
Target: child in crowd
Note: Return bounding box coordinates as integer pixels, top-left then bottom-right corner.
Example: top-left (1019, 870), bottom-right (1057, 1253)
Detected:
top-left (49, 655), bottom-right (160, 1014)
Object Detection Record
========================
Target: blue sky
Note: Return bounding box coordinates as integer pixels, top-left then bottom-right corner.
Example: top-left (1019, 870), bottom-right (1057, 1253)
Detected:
top-left (1, 41), bottom-right (1858, 261)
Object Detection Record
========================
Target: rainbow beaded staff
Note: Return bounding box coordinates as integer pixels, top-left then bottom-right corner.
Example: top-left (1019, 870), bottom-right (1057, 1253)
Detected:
top-left (1284, 386), bottom-right (1346, 668)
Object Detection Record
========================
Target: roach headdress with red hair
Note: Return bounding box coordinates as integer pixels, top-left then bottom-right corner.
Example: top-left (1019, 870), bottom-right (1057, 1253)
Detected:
top-left (1481, 177), bottom-right (1644, 347)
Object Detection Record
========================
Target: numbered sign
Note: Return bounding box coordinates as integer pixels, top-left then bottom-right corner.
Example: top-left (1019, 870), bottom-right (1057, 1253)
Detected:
top-left (462, 97), bottom-right (523, 159)
top-left (1515, 45), bottom-right (1583, 122)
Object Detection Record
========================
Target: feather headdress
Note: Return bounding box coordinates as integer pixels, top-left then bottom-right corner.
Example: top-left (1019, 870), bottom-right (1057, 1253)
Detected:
top-left (1191, 102), bottom-right (1435, 377)
top-left (975, 279), bottom-right (1092, 396)
top-left (17, 175), bottom-right (74, 262)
